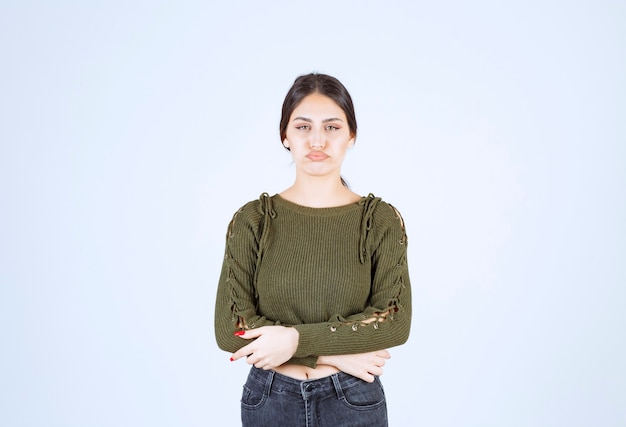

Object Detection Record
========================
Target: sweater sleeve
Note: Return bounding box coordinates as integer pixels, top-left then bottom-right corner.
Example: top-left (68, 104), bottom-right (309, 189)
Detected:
top-left (291, 202), bottom-right (412, 358)
top-left (214, 201), bottom-right (318, 368)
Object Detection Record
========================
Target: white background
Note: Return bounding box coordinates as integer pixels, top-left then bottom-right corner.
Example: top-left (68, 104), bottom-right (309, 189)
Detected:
top-left (1, 1), bottom-right (624, 426)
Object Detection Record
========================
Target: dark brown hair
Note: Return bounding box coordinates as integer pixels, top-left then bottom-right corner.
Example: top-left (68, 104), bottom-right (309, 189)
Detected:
top-left (279, 73), bottom-right (357, 146)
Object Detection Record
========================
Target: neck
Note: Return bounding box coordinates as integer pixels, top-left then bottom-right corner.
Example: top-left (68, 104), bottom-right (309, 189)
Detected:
top-left (281, 174), bottom-right (358, 208)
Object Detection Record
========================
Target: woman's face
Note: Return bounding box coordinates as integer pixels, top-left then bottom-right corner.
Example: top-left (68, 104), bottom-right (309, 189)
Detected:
top-left (283, 93), bottom-right (355, 180)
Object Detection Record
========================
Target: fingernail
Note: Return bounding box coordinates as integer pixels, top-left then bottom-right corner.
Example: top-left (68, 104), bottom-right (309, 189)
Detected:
top-left (234, 330), bottom-right (245, 336)
top-left (229, 357), bottom-right (234, 362)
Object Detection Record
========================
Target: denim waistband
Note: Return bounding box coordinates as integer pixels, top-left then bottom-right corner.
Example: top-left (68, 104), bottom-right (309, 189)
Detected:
top-left (247, 366), bottom-right (369, 401)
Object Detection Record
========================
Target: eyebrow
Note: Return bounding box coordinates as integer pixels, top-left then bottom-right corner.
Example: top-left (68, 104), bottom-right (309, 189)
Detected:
top-left (291, 116), bottom-right (345, 123)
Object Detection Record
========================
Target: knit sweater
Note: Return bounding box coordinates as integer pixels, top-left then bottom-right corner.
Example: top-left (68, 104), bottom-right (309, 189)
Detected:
top-left (214, 193), bottom-right (412, 368)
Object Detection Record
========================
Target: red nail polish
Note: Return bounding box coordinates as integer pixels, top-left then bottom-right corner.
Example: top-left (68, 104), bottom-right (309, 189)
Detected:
top-left (234, 330), bottom-right (245, 336)
top-left (229, 357), bottom-right (234, 362)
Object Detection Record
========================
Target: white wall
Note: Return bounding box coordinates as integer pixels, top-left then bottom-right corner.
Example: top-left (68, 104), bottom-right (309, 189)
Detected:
top-left (1, 1), bottom-right (624, 426)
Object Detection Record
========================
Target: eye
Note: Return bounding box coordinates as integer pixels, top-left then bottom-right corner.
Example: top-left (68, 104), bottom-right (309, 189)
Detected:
top-left (325, 125), bottom-right (340, 131)
top-left (295, 124), bottom-right (310, 131)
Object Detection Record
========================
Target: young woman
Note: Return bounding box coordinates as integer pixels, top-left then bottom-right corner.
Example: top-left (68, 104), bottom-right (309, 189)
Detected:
top-left (215, 73), bottom-right (412, 427)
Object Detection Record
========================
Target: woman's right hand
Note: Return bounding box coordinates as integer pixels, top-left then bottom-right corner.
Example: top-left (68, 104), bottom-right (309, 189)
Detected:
top-left (318, 350), bottom-right (391, 383)
top-left (230, 326), bottom-right (299, 370)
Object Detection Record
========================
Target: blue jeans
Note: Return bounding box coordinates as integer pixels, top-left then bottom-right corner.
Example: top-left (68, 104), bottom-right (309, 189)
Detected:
top-left (241, 366), bottom-right (388, 427)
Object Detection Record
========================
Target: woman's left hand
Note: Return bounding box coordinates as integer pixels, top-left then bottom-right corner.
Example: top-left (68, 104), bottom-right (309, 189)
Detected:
top-left (230, 326), bottom-right (299, 370)
top-left (318, 350), bottom-right (390, 383)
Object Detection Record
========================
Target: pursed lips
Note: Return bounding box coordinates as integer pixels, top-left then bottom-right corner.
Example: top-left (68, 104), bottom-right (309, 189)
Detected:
top-left (306, 151), bottom-right (329, 161)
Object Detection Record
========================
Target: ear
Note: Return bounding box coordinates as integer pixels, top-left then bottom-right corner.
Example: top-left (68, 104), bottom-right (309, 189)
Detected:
top-left (283, 139), bottom-right (290, 149)
top-left (347, 136), bottom-right (355, 147)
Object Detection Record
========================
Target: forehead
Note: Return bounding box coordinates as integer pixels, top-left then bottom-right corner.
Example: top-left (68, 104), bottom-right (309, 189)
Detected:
top-left (290, 93), bottom-right (347, 120)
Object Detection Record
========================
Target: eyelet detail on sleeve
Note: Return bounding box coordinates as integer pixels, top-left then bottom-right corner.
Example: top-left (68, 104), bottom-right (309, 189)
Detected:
top-left (330, 326), bottom-right (337, 332)
top-left (351, 324), bottom-right (358, 331)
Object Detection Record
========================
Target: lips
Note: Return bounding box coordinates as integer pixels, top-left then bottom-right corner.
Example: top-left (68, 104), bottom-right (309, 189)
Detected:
top-left (306, 151), bottom-right (329, 161)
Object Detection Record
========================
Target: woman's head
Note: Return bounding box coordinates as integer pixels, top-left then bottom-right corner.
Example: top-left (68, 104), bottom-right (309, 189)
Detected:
top-left (279, 73), bottom-right (357, 147)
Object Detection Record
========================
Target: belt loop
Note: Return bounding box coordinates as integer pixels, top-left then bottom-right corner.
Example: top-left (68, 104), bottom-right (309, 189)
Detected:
top-left (264, 369), bottom-right (275, 397)
top-left (331, 373), bottom-right (345, 400)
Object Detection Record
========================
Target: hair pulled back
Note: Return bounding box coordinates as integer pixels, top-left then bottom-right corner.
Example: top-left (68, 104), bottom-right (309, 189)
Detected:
top-left (279, 73), bottom-right (357, 146)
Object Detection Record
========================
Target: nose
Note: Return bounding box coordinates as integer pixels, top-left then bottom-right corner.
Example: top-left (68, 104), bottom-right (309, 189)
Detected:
top-left (309, 129), bottom-right (325, 149)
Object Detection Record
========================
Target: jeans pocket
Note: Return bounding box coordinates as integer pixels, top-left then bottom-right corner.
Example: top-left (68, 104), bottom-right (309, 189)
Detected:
top-left (241, 383), bottom-right (267, 409)
top-left (340, 377), bottom-right (386, 410)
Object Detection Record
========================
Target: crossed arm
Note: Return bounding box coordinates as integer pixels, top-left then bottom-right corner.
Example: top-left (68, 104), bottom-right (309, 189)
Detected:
top-left (229, 325), bottom-right (391, 383)
top-left (215, 201), bottom-right (411, 382)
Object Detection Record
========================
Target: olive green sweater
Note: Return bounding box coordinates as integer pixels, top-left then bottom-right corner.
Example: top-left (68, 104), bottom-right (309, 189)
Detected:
top-left (214, 193), bottom-right (412, 368)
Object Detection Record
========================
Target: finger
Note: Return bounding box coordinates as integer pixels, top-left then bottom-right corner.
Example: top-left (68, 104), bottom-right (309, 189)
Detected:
top-left (377, 350), bottom-right (391, 359)
top-left (247, 351), bottom-right (274, 369)
top-left (360, 372), bottom-right (375, 383)
top-left (369, 366), bottom-right (384, 377)
top-left (250, 355), bottom-right (271, 369)
top-left (246, 354), bottom-right (257, 365)
top-left (231, 342), bottom-right (254, 362)
top-left (255, 359), bottom-right (272, 370)
top-left (235, 327), bottom-right (264, 340)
